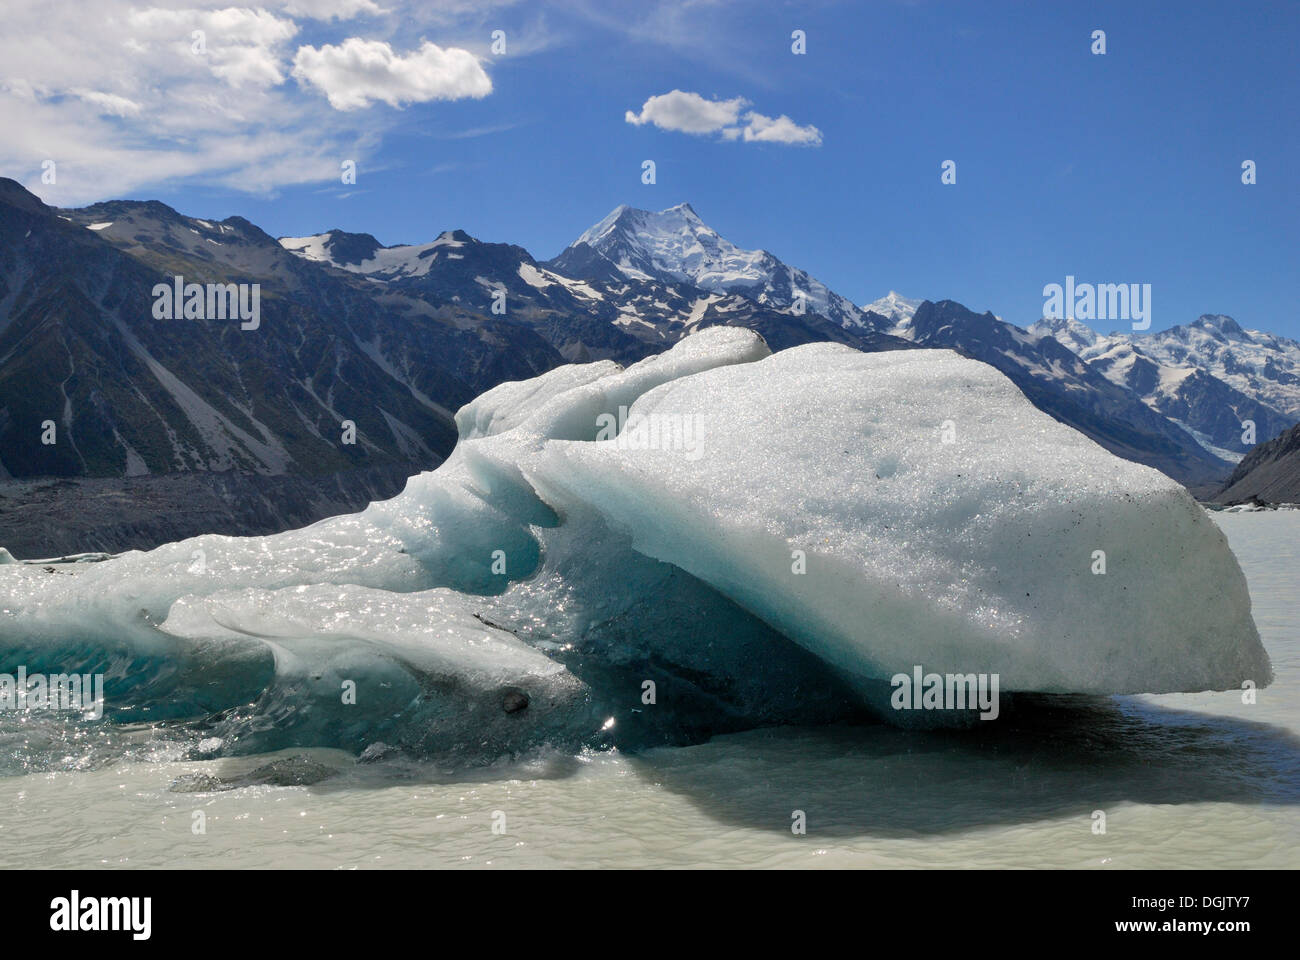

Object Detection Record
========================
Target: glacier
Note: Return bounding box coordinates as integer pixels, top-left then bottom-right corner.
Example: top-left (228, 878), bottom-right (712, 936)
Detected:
top-left (0, 327), bottom-right (1271, 763)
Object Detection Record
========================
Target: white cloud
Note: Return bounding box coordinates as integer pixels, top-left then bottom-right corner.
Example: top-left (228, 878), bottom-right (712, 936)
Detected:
top-left (624, 89), bottom-right (747, 134)
top-left (625, 90), bottom-right (822, 146)
top-left (209, 43), bottom-right (293, 89)
top-left (126, 6), bottom-right (301, 89)
top-left (0, 1), bottom-right (506, 204)
top-left (740, 111), bottom-right (822, 146)
top-left (292, 38), bottom-right (491, 110)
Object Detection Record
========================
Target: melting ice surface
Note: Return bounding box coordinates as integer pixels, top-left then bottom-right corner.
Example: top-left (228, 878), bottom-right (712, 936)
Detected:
top-left (0, 327), bottom-right (1271, 765)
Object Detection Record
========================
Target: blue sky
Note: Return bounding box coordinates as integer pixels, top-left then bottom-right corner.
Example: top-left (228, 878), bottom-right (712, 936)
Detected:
top-left (6, 0), bottom-right (1298, 336)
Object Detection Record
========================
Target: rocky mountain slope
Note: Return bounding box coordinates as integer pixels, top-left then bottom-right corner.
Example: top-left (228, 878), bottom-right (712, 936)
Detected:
top-left (1215, 422), bottom-right (1300, 504)
top-left (0, 179), bottom-right (562, 553)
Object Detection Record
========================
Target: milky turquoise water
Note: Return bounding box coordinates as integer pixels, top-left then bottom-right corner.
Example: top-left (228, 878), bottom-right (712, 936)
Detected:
top-left (2, 511), bottom-right (1296, 869)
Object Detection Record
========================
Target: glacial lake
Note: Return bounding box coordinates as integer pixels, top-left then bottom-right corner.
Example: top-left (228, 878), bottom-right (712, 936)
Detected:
top-left (2, 510), bottom-right (1296, 869)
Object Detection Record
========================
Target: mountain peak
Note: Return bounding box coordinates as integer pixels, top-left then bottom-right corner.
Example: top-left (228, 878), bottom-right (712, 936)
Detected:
top-left (575, 201), bottom-right (709, 251)
top-left (863, 291), bottom-right (922, 329)
top-left (569, 201), bottom-right (787, 290)
top-left (1029, 315), bottom-right (1100, 345)
top-left (1194, 314), bottom-right (1245, 337)
top-left (319, 228), bottom-right (384, 266)
top-left (561, 201), bottom-right (870, 330)
top-left (569, 201), bottom-right (755, 290)
top-left (279, 227), bottom-right (474, 279)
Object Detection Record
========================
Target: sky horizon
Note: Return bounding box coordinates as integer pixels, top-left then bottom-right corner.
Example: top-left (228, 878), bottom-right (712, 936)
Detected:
top-left (4, 0), bottom-right (1297, 337)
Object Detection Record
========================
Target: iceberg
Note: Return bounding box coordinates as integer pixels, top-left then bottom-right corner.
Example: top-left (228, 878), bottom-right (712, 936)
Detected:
top-left (533, 343), bottom-right (1270, 696)
top-left (0, 328), bottom-right (1270, 762)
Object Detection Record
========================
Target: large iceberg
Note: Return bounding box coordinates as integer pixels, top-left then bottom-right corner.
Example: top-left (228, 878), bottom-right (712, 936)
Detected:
top-left (0, 328), bottom-right (1270, 762)
top-left (533, 343), bottom-right (1268, 695)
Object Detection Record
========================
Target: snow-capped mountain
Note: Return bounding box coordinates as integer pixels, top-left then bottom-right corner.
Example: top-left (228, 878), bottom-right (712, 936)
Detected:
top-left (1131, 315), bottom-right (1300, 420)
top-left (1030, 316), bottom-right (1103, 357)
top-left (863, 291), bottom-right (923, 332)
top-left (279, 228), bottom-right (471, 281)
top-left (1031, 316), bottom-right (1299, 461)
top-left (1032, 316), bottom-right (1300, 416)
top-left (278, 205), bottom-right (902, 364)
top-left (552, 202), bottom-right (869, 330)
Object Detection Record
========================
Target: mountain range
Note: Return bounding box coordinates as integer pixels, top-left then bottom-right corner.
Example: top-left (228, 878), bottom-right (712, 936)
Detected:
top-left (1030, 316), bottom-right (1300, 463)
top-left (0, 176), bottom-right (1294, 554)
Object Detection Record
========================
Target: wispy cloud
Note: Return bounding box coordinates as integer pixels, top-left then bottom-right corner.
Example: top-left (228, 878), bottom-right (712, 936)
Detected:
top-left (438, 120), bottom-right (528, 139)
top-left (564, 0), bottom-right (777, 87)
